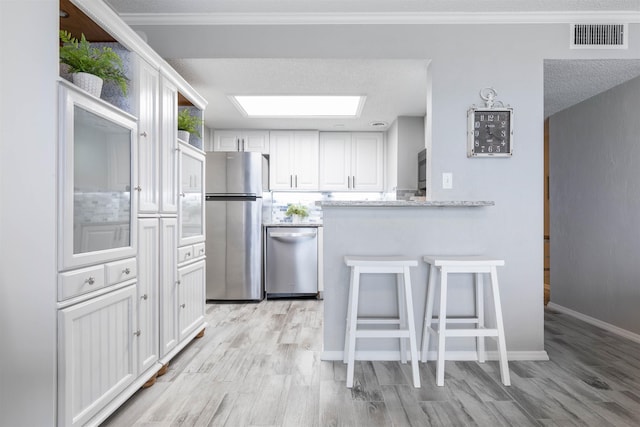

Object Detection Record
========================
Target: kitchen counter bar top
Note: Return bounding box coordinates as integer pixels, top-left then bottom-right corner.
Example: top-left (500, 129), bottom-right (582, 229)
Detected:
top-left (263, 222), bottom-right (323, 227)
top-left (318, 200), bottom-right (494, 208)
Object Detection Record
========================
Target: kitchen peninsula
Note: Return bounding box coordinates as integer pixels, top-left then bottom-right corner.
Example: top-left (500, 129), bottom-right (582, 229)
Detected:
top-left (319, 200), bottom-right (502, 361)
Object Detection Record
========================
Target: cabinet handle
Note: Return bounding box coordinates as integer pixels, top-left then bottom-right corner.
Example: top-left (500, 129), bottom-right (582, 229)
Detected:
top-left (133, 330), bottom-right (141, 337)
top-left (295, 175), bottom-right (298, 188)
top-left (141, 294), bottom-right (148, 300)
top-left (84, 276), bottom-right (95, 285)
top-left (123, 268), bottom-right (131, 275)
top-left (140, 131), bottom-right (148, 137)
top-left (352, 176), bottom-right (356, 189)
top-left (180, 303), bottom-right (186, 308)
top-left (290, 175), bottom-right (293, 188)
top-left (348, 176), bottom-right (351, 189)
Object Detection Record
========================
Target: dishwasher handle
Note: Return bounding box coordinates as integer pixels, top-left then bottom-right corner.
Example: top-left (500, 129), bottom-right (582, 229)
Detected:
top-left (269, 230), bottom-right (317, 240)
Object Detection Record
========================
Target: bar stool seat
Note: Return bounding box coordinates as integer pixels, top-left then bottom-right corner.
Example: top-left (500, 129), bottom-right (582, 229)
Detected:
top-left (343, 256), bottom-right (420, 388)
top-left (421, 255), bottom-right (510, 387)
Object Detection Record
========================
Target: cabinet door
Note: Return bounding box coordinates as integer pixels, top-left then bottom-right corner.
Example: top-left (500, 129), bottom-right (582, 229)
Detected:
top-left (213, 130), bottom-right (240, 151)
top-left (159, 217), bottom-right (178, 357)
top-left (351, 132), bottom-right (384, 191)
top-left (137, 58), bottom-right (160, 213)
top-left (242, 130), bottom-right (270, 153)
top-left (179, 143), bottom-right (205, 246)
top-left (269, 131), bottom-right (295, 190)
top-left (178, 260), bottom-right (206, 341)
top-left (319, 132), bottom-right (351, 191)
top-left (292, 131), bottom-right (319, 190)
top-left (137, 218), bottom-right (159, 374)
top-left (160, 76), bottom-right (178, 213)
top-left (58, 285), bottom-right (137, 427)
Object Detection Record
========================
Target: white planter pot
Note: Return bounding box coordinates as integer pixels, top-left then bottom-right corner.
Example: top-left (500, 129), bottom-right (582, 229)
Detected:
top-left (177, 130), bottom-right (190, 142)
top-left (72, 72), bottom-right (103, 98)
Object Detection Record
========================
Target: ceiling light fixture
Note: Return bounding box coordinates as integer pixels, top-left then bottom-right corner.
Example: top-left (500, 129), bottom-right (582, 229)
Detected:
top-left (370, 121), bottom-right (388, 128)
top-left (230, 95), bottom-right (365, 118)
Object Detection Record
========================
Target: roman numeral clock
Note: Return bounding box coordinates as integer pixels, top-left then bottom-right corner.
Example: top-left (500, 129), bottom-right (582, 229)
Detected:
top-left (468, 88), bottom-right (513, 157)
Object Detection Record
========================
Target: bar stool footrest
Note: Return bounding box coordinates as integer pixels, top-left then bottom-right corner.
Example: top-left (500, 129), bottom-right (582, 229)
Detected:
top-left (355, 329), bottom-right (411, 339)
top-left (443, 328), bottom-right (499, 337)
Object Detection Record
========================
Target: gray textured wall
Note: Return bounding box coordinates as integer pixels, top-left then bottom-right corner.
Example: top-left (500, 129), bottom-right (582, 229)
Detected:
top-left (550, 75), bottom-right (640, 334)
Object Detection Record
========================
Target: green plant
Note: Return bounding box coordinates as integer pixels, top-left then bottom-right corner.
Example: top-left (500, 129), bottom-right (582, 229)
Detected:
top-left (286, 204), bottom-right (309, 218)
top-left (59, 30), bottom-right (128, 95)
top-left (177, 109), bottom-right (203, 137)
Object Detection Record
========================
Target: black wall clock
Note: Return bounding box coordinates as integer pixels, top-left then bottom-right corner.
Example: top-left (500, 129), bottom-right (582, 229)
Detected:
top-left (467, 88), bottom-right (513, 157)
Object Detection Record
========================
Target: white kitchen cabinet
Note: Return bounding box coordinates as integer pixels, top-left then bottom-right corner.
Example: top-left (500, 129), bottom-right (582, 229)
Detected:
top-left (178, 142), bottom-right (205, 246)
top-left (269, 130), bottom-right (319, 190)
top-left (58, 81), bottom-right (138, 270)
top-left (58, 285), bottom-right (138, 427)
top-left (160, 76), bottom-right (179, 214)
top-left (213, 130), bottom-right (269, 153)
top-left (177, 259), bottom-right (206, 341)
top-left (135, 57), bottom-right (160, 213)
top-left (137, 218), bottom-right (159, 374)
top-left (319, 132), bottom-right (384, 192)
top-left (159, 217), bottom-right (179, 357)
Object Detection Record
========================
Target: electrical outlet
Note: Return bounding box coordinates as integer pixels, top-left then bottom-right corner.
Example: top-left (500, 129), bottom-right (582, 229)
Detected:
top-left (442, 173), bottom-right (453, 189)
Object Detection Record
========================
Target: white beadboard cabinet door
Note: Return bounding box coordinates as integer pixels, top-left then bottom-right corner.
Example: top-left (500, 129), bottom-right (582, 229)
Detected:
top-left (137, 218), bottom-right (159, 374)
top-left (269, 131), bottom-right (296, 190)
top-left (213, 130), bottom-right (240, 151)
top-left (293, 131), bottom-right (320, 190)
top-left (58, 285), bottom-right (138, 427)
top-left (351, 132), bottom-right (384, 191)
top-left (242, 130), bottom-right (270, 153)
top-left (319, 132), bottom-right (351, 191)
top-left (177, 260), bottom-right (205, 342)
top-left (269, 130), bottom-right (319, 190)
top-left (159, 217), bottom-right (179, 357)
top-left (160, 76), bottom-right (178, 214)
top-left (136, 57), bottom-right (160, 213)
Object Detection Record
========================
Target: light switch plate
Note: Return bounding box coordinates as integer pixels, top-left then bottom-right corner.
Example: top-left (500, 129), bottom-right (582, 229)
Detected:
top-left (442, 173), bottom-right (453, 189)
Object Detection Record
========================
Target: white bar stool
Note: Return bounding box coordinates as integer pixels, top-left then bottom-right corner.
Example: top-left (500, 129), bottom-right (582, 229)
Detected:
top-left (343, 256), bottom-right (420, 388)
top-left (421, 255), bottom-right (510, 387)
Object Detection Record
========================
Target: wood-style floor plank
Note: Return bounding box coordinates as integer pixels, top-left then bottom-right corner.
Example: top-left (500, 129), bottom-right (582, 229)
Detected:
top-left (102, 302), bottom-right (640, 426)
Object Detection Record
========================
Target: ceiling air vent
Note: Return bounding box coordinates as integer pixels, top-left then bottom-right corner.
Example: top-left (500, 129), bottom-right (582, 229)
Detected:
top-left (571, 24), bottom-right (627, 49)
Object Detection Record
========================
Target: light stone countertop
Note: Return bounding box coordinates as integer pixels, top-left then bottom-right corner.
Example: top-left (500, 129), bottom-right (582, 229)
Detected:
top-left (317, 200), bottom-right (494, 208)
top-left (263, 222), bottom-right (323, 227)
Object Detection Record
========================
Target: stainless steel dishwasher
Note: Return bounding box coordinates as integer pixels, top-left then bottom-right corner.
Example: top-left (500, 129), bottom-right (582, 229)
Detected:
top-left (265, 226), bottom-right (318, 298)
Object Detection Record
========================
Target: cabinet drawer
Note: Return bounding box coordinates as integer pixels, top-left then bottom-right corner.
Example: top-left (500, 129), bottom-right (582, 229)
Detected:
top-left (193, 242), bottom-right (206, 258)
top-left (58, 265), bottom-right (106, 301)
top-left (105, 258), bottom-right (137, 286)
top-left (178, 245), bottom-right (194, 263)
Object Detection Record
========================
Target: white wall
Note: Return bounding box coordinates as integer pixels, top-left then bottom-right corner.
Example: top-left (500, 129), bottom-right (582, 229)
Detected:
top-left (550, 75), bottom-right (640, 334)
top-left (384, 119), bottom-right (398, 193)
top-left (397, 116), bottom-right (424, 191)
top-left (0, 1), bottom-right (58, 425)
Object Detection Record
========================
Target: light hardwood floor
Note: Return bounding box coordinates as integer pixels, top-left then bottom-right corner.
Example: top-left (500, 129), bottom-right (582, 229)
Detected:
top-left (102, 300), bottom-right (640, 426)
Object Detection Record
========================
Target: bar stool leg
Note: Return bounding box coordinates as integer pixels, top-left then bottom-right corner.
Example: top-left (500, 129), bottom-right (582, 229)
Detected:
top-left (421, 264), bottom-right (437, 363)
top-left (346, 266), bottom-right (361, 388)
top-left (397, 273), bottom-right (407, 364)
top-left (490, 266), bottom-right (511, 386)
top-left (343, 266), bottom-right (356, 364)
top-left (436, 267), bottom-right (448, 387)
top-left (402, 265), bottom-right (421, 388)
top-left (475, 272), bottom-right (486, 363)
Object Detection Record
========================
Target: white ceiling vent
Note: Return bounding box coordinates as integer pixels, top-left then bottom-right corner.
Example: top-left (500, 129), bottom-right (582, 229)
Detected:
top-left (570, 24), bottom-right (627, 49)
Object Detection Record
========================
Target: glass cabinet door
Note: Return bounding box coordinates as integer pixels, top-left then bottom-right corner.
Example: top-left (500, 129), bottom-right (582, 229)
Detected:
top-left (59, 82), bottom-right (138, 270)
top-left (178, 143), bottom-right (205, 246)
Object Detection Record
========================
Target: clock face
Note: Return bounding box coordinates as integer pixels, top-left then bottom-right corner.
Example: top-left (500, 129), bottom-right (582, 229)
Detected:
top-left (468, 108), bottom-right (513, 157)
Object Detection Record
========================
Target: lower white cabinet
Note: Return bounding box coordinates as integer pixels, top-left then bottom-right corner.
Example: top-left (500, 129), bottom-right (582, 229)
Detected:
top-left (137, 218), bottom-right (160, 373)
top-left (58, 285), bottom-right (138, 427)
top-left (178, 259), bottom-right (206, 341)
top-left (160, 217), bottom-right (179, 357)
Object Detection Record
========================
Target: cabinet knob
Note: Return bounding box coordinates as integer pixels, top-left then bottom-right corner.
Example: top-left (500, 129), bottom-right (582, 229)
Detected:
top-left (135, 186), bottom-right (142, 192)
top-left (186, 252), bottom-right (191, 257)
top-left (123, 268), bottom-right (131, 275)
top-left (180, 192), bottom-right (186, 198)
top-left (141, 294), bottom-right (148, 300)
top-left (84, 276), bottom-right (95, 285)
top-left (180, 303), bottom-right (186, 308)
top-left (133, 330), bottom-right (141, 337)
top-left (176, 280), bottom-right (181, 285)
top-left (200, 249), bottom-right (204, 254)
top-left (140, 131), bottom-right (148, 137)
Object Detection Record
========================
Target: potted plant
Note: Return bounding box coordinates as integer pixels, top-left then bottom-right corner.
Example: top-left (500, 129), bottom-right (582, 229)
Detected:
top-left (177, 109), bottom-right (203, 142)
top-left (286, 204), bottom-right (309, 223)
top-left (59, 30), bottom-right (128, 98)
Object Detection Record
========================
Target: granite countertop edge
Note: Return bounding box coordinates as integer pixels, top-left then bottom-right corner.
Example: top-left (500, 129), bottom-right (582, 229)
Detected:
top-left (317, 200), bottom-right (494, 208)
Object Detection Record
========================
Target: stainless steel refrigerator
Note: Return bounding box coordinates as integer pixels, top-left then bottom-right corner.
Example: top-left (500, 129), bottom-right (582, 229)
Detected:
top-left (205, 152), bottom-right (264, 301)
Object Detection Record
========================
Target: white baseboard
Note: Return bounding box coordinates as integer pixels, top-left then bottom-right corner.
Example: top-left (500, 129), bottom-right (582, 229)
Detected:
top-left (321, 349), bottom-right (549, 362)
top-left (548, 302), bottom-right (640, 345)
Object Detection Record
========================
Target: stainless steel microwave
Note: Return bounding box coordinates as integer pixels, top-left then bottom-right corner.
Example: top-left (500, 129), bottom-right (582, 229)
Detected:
top-left (418, 149), bottom-right (427, 192)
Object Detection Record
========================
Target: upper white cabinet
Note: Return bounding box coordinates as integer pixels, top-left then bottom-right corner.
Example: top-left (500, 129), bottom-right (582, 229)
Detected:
top-left (319, 132), bottom-right (384, 192)
top-left (159, 76), bottom-right (179, 214)
top-left (178, 142), bottom-right (205, 246)
top-left (269, 130), bottom-right (319, 190)
top-left (135, 57), bottom-right (160, 213)
top-left (58, 82), bottom-right (138, 270)
top-left (212, 130), bottom-right (269, 153)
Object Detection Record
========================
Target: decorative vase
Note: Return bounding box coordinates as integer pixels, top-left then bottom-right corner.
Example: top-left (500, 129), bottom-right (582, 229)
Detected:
top-left (177, 130), bottom-right (190, 142)
top-left (72, 72), bottom-right (103, 98)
